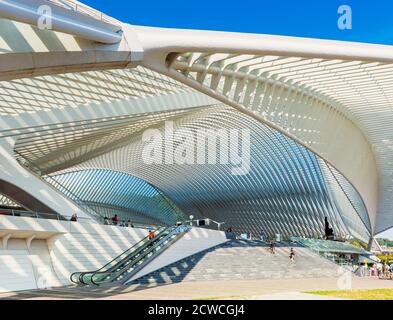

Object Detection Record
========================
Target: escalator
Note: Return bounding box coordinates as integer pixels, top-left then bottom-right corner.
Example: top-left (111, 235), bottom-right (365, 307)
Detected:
top-left (70, 224), bottom-right (190, 286)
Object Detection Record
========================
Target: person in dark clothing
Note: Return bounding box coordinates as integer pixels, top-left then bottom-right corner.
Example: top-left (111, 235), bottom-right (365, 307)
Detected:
top-left (112, 214), bottom-right (119, 226)
top-left (269, 240), bottom-right (276, 254)
top-left (70, 213), bottom-right (78, 222)
top-left (289, 248), bottom-right (295, 262)
top-left (324, 217), bottom-right (335, 240)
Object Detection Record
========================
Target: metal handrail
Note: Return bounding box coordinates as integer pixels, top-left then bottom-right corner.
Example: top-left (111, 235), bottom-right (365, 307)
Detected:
top-left (90, 226), bottom-right (167, 277)
top-left (45, 0), bottom-right (121, 26)
top-left (0, 208), bottom-right (160, 230)
top-left (0, 207), bottom-right (65, 221)
top-left (14, 152), bottom-right (169, 228)
top-left (14, 151), bottom-right (102, 223)
top-left (103, 220), bottom-right (161, 230)
top-left (291, 237), bottom-right (356, 271)
top-left (185, 218), bottom-right (225, 230)
top-left (94, 230), bottom-right (174, 284)
top-left (96, 225), bottom-right (190, 284)
top-left (71, 226), bottom-right (169, 285)
top-left (75, 227), bottom-right (170, 285)
top-left (72, 225), bottom-right (190, 286)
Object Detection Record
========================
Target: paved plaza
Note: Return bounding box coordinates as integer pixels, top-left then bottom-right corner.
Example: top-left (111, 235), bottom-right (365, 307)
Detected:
top-left (1, 277), bottom-right (392, 300)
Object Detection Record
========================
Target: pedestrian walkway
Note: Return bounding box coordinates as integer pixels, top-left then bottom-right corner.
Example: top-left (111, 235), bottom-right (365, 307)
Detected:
top-left (248, 292), bottom-right (345, 300)
top-left (130, 240), bottom-right (338, 287)
top-left (0, 277), bottom-right (391, 300)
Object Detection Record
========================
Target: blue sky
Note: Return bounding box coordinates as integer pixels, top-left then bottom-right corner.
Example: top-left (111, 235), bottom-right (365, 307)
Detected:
top-left (84, 0), bottom-right (393, 45)
top-left (84, 0), bottom-right (393, 240)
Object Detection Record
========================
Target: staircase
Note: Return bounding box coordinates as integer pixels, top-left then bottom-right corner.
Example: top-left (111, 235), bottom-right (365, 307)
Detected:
top-left (129, 240), bottom-right (340, 286)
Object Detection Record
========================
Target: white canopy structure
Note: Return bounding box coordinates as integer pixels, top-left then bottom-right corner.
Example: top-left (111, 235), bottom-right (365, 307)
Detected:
top-left (0, 0), bottom-right (392, 245)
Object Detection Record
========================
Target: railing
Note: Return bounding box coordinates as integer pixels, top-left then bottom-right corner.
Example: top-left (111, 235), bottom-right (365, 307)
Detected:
top-left (0, 208), bottom-right (165, 234)
top-left (290, 237), bottom-right (366, 254)
top-left (321, 252), bottom-right (353, 268)
top-left (113, 224), bottom-right (191, 284)
top-left (15, 151), bottom-right (103, 224)
top-left (186, 218), bottom-right (225, 231)
top-left (45, 0), bottom-right (121, 26)
top-left (71, 225), bottom-right (191, 286)
top-left (72, 226), bottom-right (168, 285)
top-left (102, 220), bottom-right (162, 231)
top-left (290, 237), bottom-right (358, 270)
top-left (15, 152), bottom-right (186, 233)
top-left (0, 207), bottom-right (93, 222)
top-left (14, 153), bottom-right (177, 229)
top-left (44, 175), bottom-right (104, 222)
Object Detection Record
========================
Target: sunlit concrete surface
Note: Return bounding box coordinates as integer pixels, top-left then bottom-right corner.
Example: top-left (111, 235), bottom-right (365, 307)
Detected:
top-left (1, 0), bottom-right (393, 244)
top-left (0, 216), bottom-right (147, 291)
top-left (1, 0), bottom-right (393, 297)
top-left (0, 277), bottom-right (391, 300)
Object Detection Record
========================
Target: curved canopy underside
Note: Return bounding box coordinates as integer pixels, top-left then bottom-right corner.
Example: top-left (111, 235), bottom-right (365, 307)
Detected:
top-left (0, 2), bottom-right (392, 238)
top-left (14, 101), bottom-right (371, 242)
top-left (48, 169), bottom-right (186, 226)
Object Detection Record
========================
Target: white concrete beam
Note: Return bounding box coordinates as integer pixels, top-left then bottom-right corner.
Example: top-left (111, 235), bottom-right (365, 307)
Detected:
top-left (2, 233), bottom-right (12, 249)
top-left (26, 234), bottom-right (35, 249)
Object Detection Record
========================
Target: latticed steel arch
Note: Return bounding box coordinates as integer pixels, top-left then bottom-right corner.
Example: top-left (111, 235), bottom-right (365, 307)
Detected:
top-left (41, 105), bottom-right (371, 241)
top-left (48, 169), bottom-right (186, 225)
top-left (0, 1), bottom-right (391, 243)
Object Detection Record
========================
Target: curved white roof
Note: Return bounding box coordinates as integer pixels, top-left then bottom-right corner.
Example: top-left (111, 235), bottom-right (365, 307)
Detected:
top-left (0, 0), bottom-right (392, 238)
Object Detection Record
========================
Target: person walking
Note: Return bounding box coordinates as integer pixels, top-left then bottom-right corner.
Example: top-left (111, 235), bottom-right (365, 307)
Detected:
top-left (289, 248), bottom-right (295, 262)
top-left (269, 240), bottom-right (275, 254)
top-left (359, 264), bottom-right (365, 277)
top-left (148, 229), bottom-right (155, 240)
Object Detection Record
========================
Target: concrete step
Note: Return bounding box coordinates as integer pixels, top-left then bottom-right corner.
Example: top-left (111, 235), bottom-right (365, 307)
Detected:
top-left (128, 240), bottom-right (340, 288)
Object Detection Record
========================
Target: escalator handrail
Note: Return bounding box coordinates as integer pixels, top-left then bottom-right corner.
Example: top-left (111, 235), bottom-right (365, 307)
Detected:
top-left (92, 226), bottom-right (183, 284)
top-left (115, 225), bottom-right (188, 282)
top-left (77, 226), bottom-right (170, 285)
top-left (91, 226), bottom-right (178, 285)
top-left (90, 226), bottom-right (176, 283)
top-left (70, 226), bottom-right (168, 285)
top-left (79, 226), bottom-right (176, 285)
top-left (98, 226), bottom-right (167, 272)
top-left (91, 225), bottom-right (189, 285)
